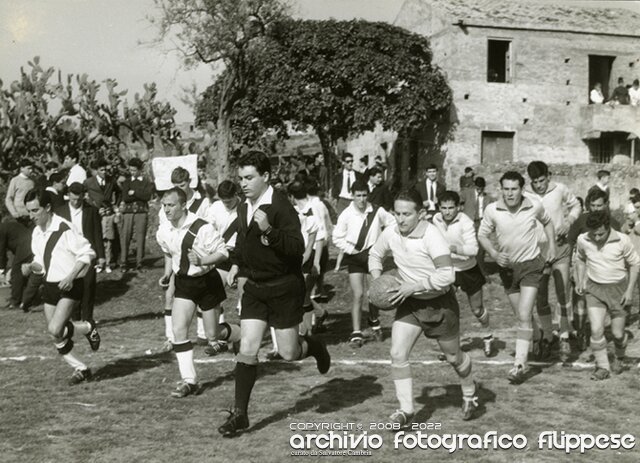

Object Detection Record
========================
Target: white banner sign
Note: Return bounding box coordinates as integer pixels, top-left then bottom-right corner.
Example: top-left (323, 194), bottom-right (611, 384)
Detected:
top-left (151, 154), bottom-right (199, 191)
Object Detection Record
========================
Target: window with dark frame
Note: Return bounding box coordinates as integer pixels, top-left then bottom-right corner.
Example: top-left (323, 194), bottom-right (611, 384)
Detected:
top-left (487, 39), bottom-right (512, 83)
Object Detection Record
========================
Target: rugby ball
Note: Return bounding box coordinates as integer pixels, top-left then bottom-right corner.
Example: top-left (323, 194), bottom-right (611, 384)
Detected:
top-left (369, 273), bottom-right (400, 310)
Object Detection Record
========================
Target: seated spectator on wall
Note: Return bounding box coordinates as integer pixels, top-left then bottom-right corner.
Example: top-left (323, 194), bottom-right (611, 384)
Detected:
top-left (587, 169), bottom-right (610, 201)
top-left (610, 77), bottom-right (630, 105)
top-left (629, 79), bottom-right (640, 107)
top-left (590, 83), bottom-right (604, 104)
top-left (5, 159), bottom-right (35, 219)
top-left (459, 167), bottom-right (475, 190)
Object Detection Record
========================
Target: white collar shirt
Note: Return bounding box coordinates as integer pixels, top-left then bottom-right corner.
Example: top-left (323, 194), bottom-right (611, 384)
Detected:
top-left (31, 214), bottom-right (95, 283)
top-left (576, 229), bottom-right (640, 284)
top-left (69, 204), bottom-right (83, 235)
top-left (295, 202), bottom-right (320, 248)
top-left (159, 191), bottom-right (210, 225)
top-left (245, 186), bottom-right (274, 225)
top-left (207, 200), bottom-right (239, 250)
top-left (156, 212), bottom-right (228, 276)
top-left (332, 202), bottom-right (396, 255)
top-left (432, 212), bottom-right (478, 271)
top-left (309, 196), bottom-right (331, 241)
top-left (339, 169), bottom-right (356, 200)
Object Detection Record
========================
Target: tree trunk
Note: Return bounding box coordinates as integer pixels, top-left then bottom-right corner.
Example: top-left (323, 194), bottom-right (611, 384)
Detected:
top-left (399, 130), bottom-right (411, 189)
top-left (316, 127), bottom-right (334, 193)
top-left (212, 109), bottom-right (231, 183)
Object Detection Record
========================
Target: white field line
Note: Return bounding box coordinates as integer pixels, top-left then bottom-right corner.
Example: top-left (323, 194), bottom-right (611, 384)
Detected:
top-left (1, 354), bottom-right (635, 371)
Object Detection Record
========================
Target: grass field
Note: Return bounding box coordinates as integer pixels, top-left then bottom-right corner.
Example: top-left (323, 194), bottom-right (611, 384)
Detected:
top-left (1, 252), bottom-right (640, 463)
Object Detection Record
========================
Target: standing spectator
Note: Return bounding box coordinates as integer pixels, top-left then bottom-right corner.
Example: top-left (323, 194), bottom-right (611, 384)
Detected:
top-left (0, 217), bottom-right (33, 310)
top-left (34, 161), bottom-right (60, 190)
top-left (610, 77), bottom-right (630, 105)
top-left (590, 83), bottom-right (604, 104)
top-left (367, 167), bottom-right (393, 211)
top-left (331, 152), bottom-right (362, 215)
top-left (64, 151), bottom-right (87, 186)
top-left (45, 171), bottom-right (67, 209)
top-left (5, 159), bottom-right (35, 219)
top-left (461, 177), bottom-right (492, 228)
top-left (119, 158), bottom-right (153, 272)
top-left (629, 79), bottom-right (640, 107)
top-left (587, 169), bottom-right (611, 201)
top-left (84, 159), bottom-right (120, 273)
top-left (314, 153), bottom-right (329, 193)
top-left (197, 160), bottom-right (216, 201)
top-left (55, 183), bottom-right (104, 323)
top-left (459, 167), bottom-right (475, 190)
top-left (415, 163), bottom-right (446, 219)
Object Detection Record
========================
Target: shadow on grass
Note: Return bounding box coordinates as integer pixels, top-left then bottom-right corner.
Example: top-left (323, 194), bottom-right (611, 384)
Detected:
top-left (200, 361), bottom-right (302, 394)
top-left (98, 311), bottom-right (163, 328)
top-left (249, 375), bottom-right (383, 433)
top-left (94, 272), bottom-right (137, 306)
top-left (462, 336), bottom-right (507, 357)
top-left (415, 382), bottom-right (497, 422)
top-left (92, 351), bottom-right (173, 381)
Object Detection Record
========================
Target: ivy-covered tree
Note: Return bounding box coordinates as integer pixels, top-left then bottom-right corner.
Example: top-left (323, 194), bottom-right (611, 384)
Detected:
top-left (150, 0), bottom-right (288, 181)
top-left (0, 57), bottom-right (180, 176)
top-left (197, 19), bottom-right (452, 186)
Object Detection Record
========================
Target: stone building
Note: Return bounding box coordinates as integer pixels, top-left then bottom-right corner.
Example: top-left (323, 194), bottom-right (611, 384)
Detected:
top-left (386, 0), bottom-right (640, 187)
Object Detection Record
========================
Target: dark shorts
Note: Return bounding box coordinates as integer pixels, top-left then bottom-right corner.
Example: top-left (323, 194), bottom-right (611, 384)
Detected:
top-left (498, 255), bottom-right (545, 295)
top-left (454, 265), bottom-right (486, 295)
top-left (242, 274), bottom-right (305, 329)
top-left (395, 289), bottom-right (460, 340)
top-left (344, 249), bottom-right (369, 274)
top-left (42, 279), bottom-right (83, 306)
top-left (175, 269), bottom-right (226, 311)
top-left (586, 279), bottom-right (628, 319)
top-left (302, 251), bottom-right (316, 274)
top-left (216, 260), bottom-right (232, 272)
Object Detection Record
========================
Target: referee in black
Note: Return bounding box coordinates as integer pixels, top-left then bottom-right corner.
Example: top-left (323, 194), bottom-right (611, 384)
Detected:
top-left (218, 151), bottom-right (330, 437)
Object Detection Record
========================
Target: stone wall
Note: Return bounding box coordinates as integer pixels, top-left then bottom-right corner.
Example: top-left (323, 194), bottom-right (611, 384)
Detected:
top-left (468, 162), bottom-right (640, 212)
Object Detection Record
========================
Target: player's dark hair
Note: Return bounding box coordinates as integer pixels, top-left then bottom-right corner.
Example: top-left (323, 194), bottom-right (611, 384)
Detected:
top-left (342, 152), bottom-right (354, 162)
top-left (527, 161), bottom-right (549, 179)
top-left (439, 190), bottom-right (460, 206)
top-left (24, 188), bottom-right (53, 209)
top-left (49, 171), bottom-right (65, 184)
top-left (350, 179), bottom-right (369, 194)
top-left (464, 166), bottom-right (473, 173)
top-left (287, 181), bottom-right (307, 200)
top-left (217, 180), bottom-right (237, 199)
top-left (65, 151), bottom-right (80, 162)
top-left (171, 166), bottom-right (190, 184)
top-left (586, 210), bottom-right (610, 230)
top-left (367, 167), bottom-right (382, 179)
top-left (596, 169), bottom-right (610, 179)
top-left (474, 176), bottom-right (486, 188)
top-left (68, 182), bottom-right (85, 196)
top-left (394, 189), bottom-right (424, 211)
top-left (164, 186), bottom-right (187, 205)
top-left (304, 178), bottom-right (320, 196)
top-left (128, 158), bottom-right (143, 169)
top-left (45, 161), bottom-right (59, 170)
top-left (19, 158), bottom-right (35, 168)
top-left (586, 188), bottom-right (608, 207)
top-left (425, 163), bottom-right (438, 171)
top-left (499, 171), bottom-right (525, 188)
top-left (238, 150), bottom-right (271, 176)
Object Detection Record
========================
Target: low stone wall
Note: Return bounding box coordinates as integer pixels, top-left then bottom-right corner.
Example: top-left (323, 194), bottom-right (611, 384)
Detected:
top-left (469, 162), bottom-right (640, 212)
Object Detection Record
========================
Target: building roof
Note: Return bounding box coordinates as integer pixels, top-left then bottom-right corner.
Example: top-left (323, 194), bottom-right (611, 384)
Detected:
top-left (397, 0), bottom-right (640, 37)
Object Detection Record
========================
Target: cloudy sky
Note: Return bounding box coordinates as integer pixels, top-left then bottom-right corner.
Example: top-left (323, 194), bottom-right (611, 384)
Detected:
top-left (1, 0), bottom-right (638, 122)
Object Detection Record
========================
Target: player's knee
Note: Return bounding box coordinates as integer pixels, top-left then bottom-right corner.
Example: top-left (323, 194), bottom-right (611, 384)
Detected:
top-left (278, 344), bottom-right (298, 361)
top-left (172, 325), bottom-right (188, 341)
top-left (390, 346), bottom-right (410, 363)
top-left (47, 321), bottom-right (64, 339)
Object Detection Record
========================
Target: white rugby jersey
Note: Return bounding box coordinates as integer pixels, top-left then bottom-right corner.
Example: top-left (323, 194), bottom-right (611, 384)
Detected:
top-left (295, 201), bottom-right (320, 248)
top-left (31, 214), bottom-right (95, 283)
top-left (333, 202), bottom-right (395, 255)
top-left (158, 191), bottom-right (210, 225)
top-left (207, 199), bottom-right (239, 250)
top-left (156, 212), bottom-right (228, 276)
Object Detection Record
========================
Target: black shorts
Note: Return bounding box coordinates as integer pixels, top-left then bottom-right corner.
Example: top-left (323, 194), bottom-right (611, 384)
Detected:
top-left (302, 251), bottom-right (316, 274)
top-left (498, 255), bottom-right (545, 295)
top-left (174, 269), bottom-right (226, 310)
top-left (395, 288), bottom-right (460, 340)
top-left (216, 260), bottom-right (232, 272)
top-left (344, 249), bottom-right (369, 274)
top-left (454, 265), bottom-right (486, 295)
top-left (42, 279), bottom-right (83, 306)
top-left (241, 274), bottom-right (305, 329)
